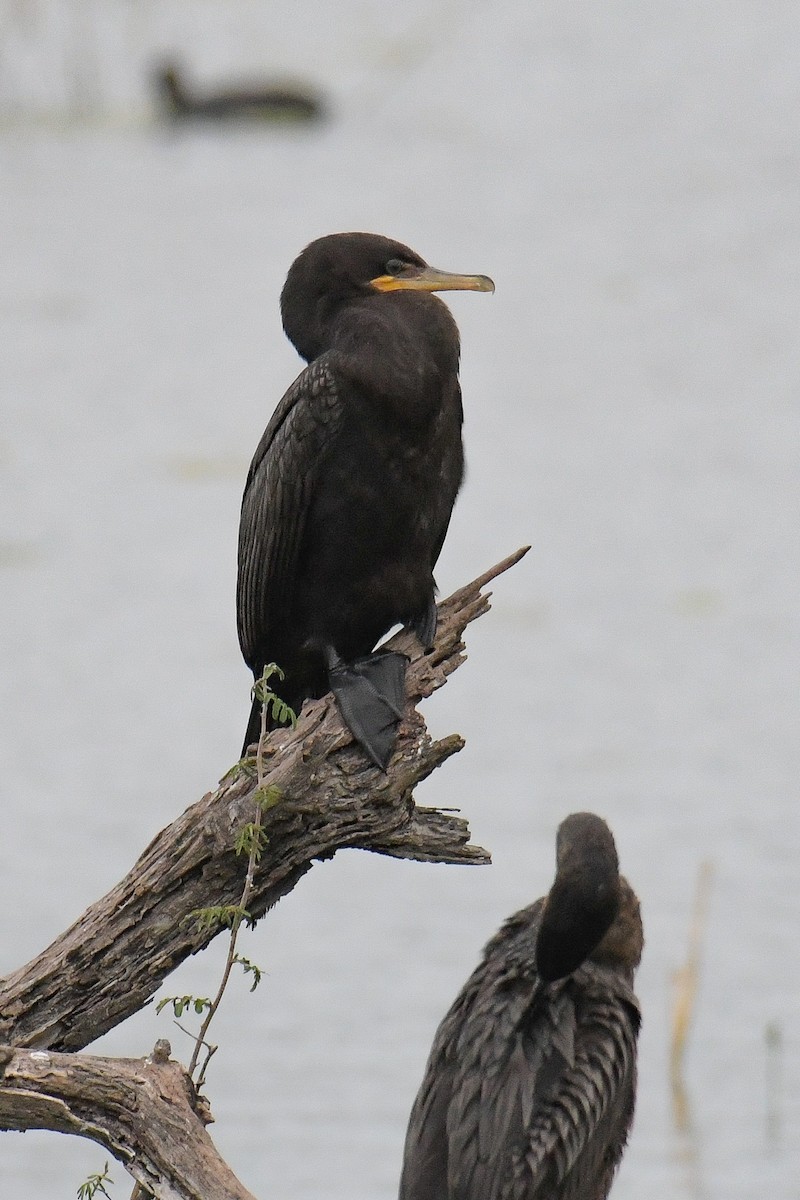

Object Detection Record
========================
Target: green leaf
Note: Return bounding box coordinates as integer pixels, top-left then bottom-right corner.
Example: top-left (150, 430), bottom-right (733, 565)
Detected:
top-left (184, 904), bottom-right (251, 934)
top-left (251, 662), bottom-right (296, 727)
top-left (157, 994), bottom-right (212, 1020)
top-left (234, 821), bottom-right (269, 859)
top-left (252, 662), bottom-right (285, 704)
top-left (223, 756), bottom-right (258, 782)
top-left (76, 1162), bottom-right (114, 1199)
top-left (234, 954), bottom-right (264, 991)
top-left (253, 784), bottom-right (282, 813)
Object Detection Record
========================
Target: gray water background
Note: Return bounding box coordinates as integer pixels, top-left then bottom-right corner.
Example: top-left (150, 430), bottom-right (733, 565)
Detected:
top-left (1, 1), bottom-right (798, 1196)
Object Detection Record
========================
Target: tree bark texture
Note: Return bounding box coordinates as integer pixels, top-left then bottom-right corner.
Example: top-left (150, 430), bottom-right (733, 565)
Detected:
top-left (0, 1041), bottom-right (255, 1200)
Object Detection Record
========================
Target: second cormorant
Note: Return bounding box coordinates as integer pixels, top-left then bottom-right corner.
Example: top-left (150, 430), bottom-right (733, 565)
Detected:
top-left (237, 232), bottom-right (494, 765)
top-left (399, 812), bottom-right (643, 1200)
top-left (154, 61), bottom-right (323, 123)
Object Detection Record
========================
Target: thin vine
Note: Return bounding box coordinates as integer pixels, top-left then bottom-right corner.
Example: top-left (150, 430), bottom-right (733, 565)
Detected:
top-left (182, 665), bottom-right (293, 1088)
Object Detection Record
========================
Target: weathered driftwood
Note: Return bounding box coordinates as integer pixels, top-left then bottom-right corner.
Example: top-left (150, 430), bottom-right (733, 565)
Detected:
top-left (0, 547), bottom-right (528, 1198)
top-left (0, 1041), bottom-right (256, 1200)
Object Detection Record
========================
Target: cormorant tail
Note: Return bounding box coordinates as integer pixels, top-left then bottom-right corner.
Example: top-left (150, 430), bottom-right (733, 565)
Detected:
top-left (409, 595), bottom-right (438, 651)
top-left (242, 694), bottom-right (265, 758)
top-left (328, 649), bottom-right (408, 769)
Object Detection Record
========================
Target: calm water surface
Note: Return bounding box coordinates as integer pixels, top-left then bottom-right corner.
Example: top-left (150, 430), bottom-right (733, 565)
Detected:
top-left (1, 2), bottom-right (798, 1197)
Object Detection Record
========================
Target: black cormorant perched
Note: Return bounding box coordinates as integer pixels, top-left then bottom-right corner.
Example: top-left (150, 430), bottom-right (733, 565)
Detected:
top-left (237, 232), bottom-right (494, 765)
top-left (399, 813), bottom-right (643, 1200)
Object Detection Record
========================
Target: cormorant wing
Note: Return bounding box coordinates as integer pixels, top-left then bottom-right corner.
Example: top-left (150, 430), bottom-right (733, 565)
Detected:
top-left (237, 353), bottom-right (343, 669)
top-left (444, 969), bottom-right (556, 1200)
top-left (429, 379), bottom-right (464, 570)
top-left (400, 906), bottom-right (547, 1200)
top-left (405, 378), bottom-right (464, 649)
top-left (505, 976), bottom-right (641, 1200)
top-left (399, 979), bottom-right (479, 1200)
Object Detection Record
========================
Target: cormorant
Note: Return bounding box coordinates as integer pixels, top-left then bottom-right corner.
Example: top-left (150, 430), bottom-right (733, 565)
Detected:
top-left (399, 813), bottom-right (643, 1200)
top-left (237, 232), bottom-right (494, 765)
top-left (154, 61), bottom-right (324, 122)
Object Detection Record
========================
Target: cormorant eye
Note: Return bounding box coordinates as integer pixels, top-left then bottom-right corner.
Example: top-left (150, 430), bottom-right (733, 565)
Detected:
top-left (385, 258), bottom-right (406, 277)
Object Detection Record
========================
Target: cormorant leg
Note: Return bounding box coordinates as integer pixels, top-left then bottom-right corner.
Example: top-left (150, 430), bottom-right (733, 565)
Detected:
top-left (324, 647), bottom-right (408, 770)
top-left (409, 595), bottom-right (437, 650)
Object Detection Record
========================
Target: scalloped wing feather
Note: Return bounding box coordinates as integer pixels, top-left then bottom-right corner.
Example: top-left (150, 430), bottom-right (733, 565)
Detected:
top-left (236, 354), bottom-right (342, 667)
top-left (446, 981), bottom-right (574, 1200)
top-left (507, 988), bottom-right (641, 1200)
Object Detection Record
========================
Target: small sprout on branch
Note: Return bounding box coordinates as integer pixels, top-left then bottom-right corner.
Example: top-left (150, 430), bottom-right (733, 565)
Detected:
top-left (253, 661), bottom-right (284, 691)
top-left (234, 954), bottom-right (264, 992)
top-left (77, 1162), bottom-right (114, 1199)
top-left (184, 904), bottom-right (251, 935)
top-left (254, 783), bottom-right (283, 812)
top-left (252, 663), bottom-right (297, 728)
top-left (266, 694), bottom-right (295, 727)
top-left (234, 821), bottom-right (269, 861)
top-left (156, 994), bottom-right (212, 1019)
top-left (222, 756), bottom-right (258, 783)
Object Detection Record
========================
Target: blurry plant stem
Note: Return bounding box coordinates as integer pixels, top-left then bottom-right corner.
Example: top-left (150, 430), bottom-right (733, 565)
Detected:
top-left (765, 1019), bottom-right (783, 1145)
top-left (670, 859), bottom-right (714, 1108)
top-left (69, 0), bottom-right (98, 117)
top-left (667, 862), bottom-right (714, 1200)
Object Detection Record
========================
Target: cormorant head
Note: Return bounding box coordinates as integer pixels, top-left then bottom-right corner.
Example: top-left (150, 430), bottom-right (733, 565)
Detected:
top-left (153, 61), bottom-right (186, 110)
top-left (280, 232), bottom-right (494, 362)
top-left (535, 812), bottom-right (623, 982)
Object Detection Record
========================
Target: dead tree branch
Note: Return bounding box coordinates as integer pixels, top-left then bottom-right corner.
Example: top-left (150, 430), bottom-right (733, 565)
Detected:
top-left (0, 549), bottom-right (528, 1197)
top-left (0, 1041), bottom-right (255, 1200)
top-left (0, 548), bottom-right (527, 1058)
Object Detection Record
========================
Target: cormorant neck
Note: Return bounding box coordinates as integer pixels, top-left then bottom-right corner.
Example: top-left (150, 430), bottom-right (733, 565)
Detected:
top-left (281, 288), bottom-right (339, 363)
top-left (328, 292), bottom-right (460, 411)
top-left (590, 877), bottom-right (643, 975)
top-left (535, 813), bottom-right (624, 982)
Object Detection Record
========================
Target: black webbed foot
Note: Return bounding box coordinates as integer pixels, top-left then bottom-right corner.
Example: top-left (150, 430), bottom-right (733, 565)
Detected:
top-left (325, 648), bottom-right (408, 769)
